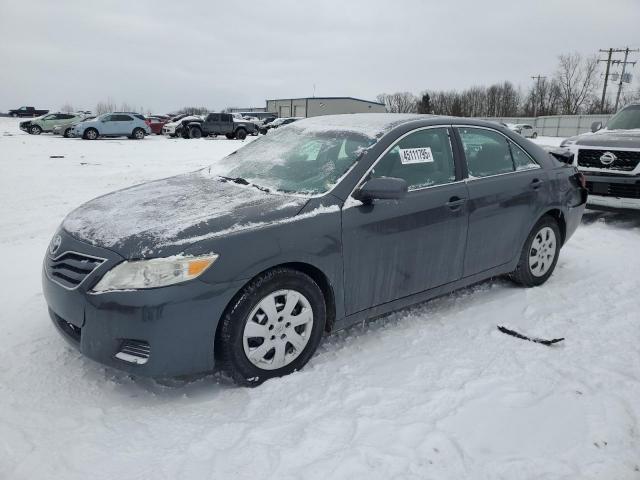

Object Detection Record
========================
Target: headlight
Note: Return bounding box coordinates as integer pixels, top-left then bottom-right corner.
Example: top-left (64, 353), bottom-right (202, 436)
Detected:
top-left (92, 254), bottom-right (219, 293)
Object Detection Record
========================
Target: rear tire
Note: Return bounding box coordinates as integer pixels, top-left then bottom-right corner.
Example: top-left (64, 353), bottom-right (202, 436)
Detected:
top-left (216, 268), bottom-right (326, 386)
top-left (235, 128), bottom-right (247, 140)
top-left (510, 216), bottom-right (560, 287)
top-left (30, 125), bottom-right (42, 135)
top-left (83, 128), bottom-right (98, 140)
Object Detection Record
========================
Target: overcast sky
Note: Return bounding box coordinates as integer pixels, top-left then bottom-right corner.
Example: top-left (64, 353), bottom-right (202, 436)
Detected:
top-left (1, 0), bottom-right (638, 113)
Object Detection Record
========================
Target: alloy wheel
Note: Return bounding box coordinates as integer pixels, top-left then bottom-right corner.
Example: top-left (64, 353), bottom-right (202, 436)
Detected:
top-left (529, 226), bottom-right (557, 277)
top-left (242, 289), bottom-right (314, 370)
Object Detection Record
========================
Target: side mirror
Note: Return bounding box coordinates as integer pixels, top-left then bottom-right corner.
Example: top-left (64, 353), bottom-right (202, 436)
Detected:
top-left (353, 177), bottom-right (408, 203)
top-left (590, 121), bottom-right (602, 133)
top-left (548, 147), bottom-right (574, 164)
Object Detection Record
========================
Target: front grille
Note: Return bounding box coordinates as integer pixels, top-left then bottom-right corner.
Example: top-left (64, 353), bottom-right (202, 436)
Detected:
top-left (586, 181), bottom-right (640, 199)
top-left (578, 149), bottom-right (640, 172)
top-left (46, 251), bottom-right (105, 289)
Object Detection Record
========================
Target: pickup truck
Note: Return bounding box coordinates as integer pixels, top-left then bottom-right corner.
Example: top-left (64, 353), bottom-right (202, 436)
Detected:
top-left (185, 113), bottom-right (257, 140)
top-left (9, 106), bottom-right (49, 117)
top-left (560, 102), bottom-right (640, 211)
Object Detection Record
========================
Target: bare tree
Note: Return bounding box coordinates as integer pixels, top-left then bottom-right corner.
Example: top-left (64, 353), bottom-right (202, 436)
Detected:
top-left (555, 52), bottom-right (600, 114)
top-left (60, 102), bottom-right (74, 113)
top-left (377, 92), bottom-right (418, 113)
top-left (177, 106), bottom-right (209, 116)
top-left (523, 78), bottom-right (561, 116)
top-left (95, 97), bottom-right (116, 114)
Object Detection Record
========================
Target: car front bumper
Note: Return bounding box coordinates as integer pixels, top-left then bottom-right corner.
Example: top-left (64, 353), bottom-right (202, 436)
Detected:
top-left (42, 232), bottom-right (246, 377)
top-left (584, 173), bottom-right (640, 211)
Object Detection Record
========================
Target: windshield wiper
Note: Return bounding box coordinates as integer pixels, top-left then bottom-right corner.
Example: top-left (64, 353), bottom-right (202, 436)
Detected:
top-left (218, 175), bottom-right (271, 193)
top-left (219, 175), bottom-right (250, 185)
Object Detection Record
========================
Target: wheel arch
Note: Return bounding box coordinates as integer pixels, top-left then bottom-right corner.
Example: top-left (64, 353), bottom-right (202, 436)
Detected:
top-left (542, 208), bottom-right (567, 245)
top-left (215, 261), bottom-right (337, 345)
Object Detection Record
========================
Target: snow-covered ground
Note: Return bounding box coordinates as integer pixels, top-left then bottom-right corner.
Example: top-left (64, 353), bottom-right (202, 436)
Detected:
top-left (1, 118), bottom-right (639, 479)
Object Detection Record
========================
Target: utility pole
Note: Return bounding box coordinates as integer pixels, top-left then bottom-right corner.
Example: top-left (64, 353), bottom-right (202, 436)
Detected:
top-left (530, 75), bottom-right (546, 117)
top-left (598, 48), bottom-right (613, 113)
top-left (613, 47), bottom-right (638, 112)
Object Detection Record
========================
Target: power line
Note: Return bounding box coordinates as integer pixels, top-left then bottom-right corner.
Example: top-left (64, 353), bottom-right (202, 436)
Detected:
top-left (598, 47), bottom-right (638, 112)
top-left (598, 48), bottom-right (613, 113)
top-left (530, 75), bottom-right (547, 117)
top-left (613, 47), bottom-right (638, 111)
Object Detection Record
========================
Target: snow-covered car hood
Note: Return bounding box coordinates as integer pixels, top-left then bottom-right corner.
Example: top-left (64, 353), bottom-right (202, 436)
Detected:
top-left (61, 169), bottom-right (307, 258)
top-left (563, 129), bottom-right (640, 149)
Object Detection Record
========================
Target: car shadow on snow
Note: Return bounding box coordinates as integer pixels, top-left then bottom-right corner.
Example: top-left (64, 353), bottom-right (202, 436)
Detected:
top-left (582, 209), bottom-right (640, 229)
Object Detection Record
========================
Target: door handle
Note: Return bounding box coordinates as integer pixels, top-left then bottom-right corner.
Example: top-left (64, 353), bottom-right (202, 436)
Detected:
top-left (531, 178), bottom-right (543, 190)
top-left (446, 196), bottom-right (467, 210)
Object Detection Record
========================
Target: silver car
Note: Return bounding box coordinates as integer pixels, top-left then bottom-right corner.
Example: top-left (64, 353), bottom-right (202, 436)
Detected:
top-left (53, 115), bottom-right (95, 137)
top-left (510, 123), bottom-right (538, 138)
top-left (72, 112), bottom-right (151, 140)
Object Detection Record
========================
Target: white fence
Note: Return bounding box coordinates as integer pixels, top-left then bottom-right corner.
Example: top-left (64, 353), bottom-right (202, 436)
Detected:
top-left (482, 114), bottom-right (614, 137)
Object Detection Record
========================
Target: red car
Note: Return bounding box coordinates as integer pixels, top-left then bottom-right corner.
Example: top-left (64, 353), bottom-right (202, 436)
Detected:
top-left (145, 116), bottom-right (168, 135)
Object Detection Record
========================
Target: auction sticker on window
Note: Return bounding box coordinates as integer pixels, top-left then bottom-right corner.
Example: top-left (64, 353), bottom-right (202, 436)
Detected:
top-left (399, 147), bottom-right (434, 164)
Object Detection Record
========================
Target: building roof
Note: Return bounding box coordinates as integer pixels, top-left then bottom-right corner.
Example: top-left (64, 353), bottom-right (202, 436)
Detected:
top-left (265, 96), bottom-right (385, 106)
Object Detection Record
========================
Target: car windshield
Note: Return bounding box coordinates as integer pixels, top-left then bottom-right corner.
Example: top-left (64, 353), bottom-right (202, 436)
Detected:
top-left (221, 126), bottom-right (376, 195)
top-left (607, 105), bottom-right (640, 130)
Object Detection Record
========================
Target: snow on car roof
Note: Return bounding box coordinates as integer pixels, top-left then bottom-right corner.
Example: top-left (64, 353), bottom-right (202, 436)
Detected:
top-left (290, 113), bottom-right (427, 138)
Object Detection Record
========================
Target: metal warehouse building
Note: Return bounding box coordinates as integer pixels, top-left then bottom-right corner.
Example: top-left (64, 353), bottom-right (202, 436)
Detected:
top-left (265, 96), bottom-right (386, 118)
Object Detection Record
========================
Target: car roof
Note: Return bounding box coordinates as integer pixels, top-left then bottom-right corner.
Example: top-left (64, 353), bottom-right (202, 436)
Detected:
top-left (290, 113), bottom-right (512, 139)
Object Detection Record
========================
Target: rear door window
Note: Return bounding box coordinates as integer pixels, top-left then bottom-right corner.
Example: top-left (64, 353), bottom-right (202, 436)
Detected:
top-left (457, 127), bottom-right (514, 178)
top-left (510, 141), bottom-right (539, 171)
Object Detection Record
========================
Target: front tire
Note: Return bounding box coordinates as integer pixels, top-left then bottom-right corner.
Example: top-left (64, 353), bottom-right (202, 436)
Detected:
top-left (132, 127), bottom-right (145, 140)
top-left (216, 268), bottom-right (326, 386)
top-left (235, 128), bottom-right (247, 140)
top-left (510, 216), bottom-right (560, 287)
top-left (30, 125), bottom-right (42, 135)
top-left (83, 128), bottom-right (98, 140)
top-left (189, 126), bottom-right (202, 139)
top-left (63, 128), bottom-right (71, 138)
top-left (532, 132), bottom-right (538, 139)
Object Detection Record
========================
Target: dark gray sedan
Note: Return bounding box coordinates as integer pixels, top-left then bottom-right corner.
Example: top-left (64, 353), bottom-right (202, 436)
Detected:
top-left (43, 114), bottom-right (587, 385)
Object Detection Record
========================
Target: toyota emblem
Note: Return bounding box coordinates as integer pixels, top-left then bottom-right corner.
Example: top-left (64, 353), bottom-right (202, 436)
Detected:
top-left (599, 151), bottom-right (617, 165)
top-left (49, 235), bottom-right (62, 255)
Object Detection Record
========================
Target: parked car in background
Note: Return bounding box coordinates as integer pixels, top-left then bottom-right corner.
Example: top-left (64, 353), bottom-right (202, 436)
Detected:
top-left (146, 116), bottom-right (168, 135)
top-left (560, 102), bottom-right (640, 211)
top-left (20, 113), bottom-right (86, 135)
top-left (235, 111), bottom-right (278, 121)
top-left (162, 114), bottom-right (202, 137)
top-left (186, 113), bottom-right (257, 139)
top-left (9, 106), bottom-right (49, 117)
top-left (509, 123), bottom-right (538, 138)
top-left (71, 112), bottom-right (151, 140)
top-left (259, 117), bottom-right (302, 134)
top-left (43, 114), bottom-right (586, 385)
top-left (53, 116), bottom-right (96, 137)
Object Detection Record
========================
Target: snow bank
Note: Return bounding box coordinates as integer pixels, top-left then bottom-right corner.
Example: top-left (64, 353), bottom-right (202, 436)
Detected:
top-left (1, 117), bottom-right (640, 479)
